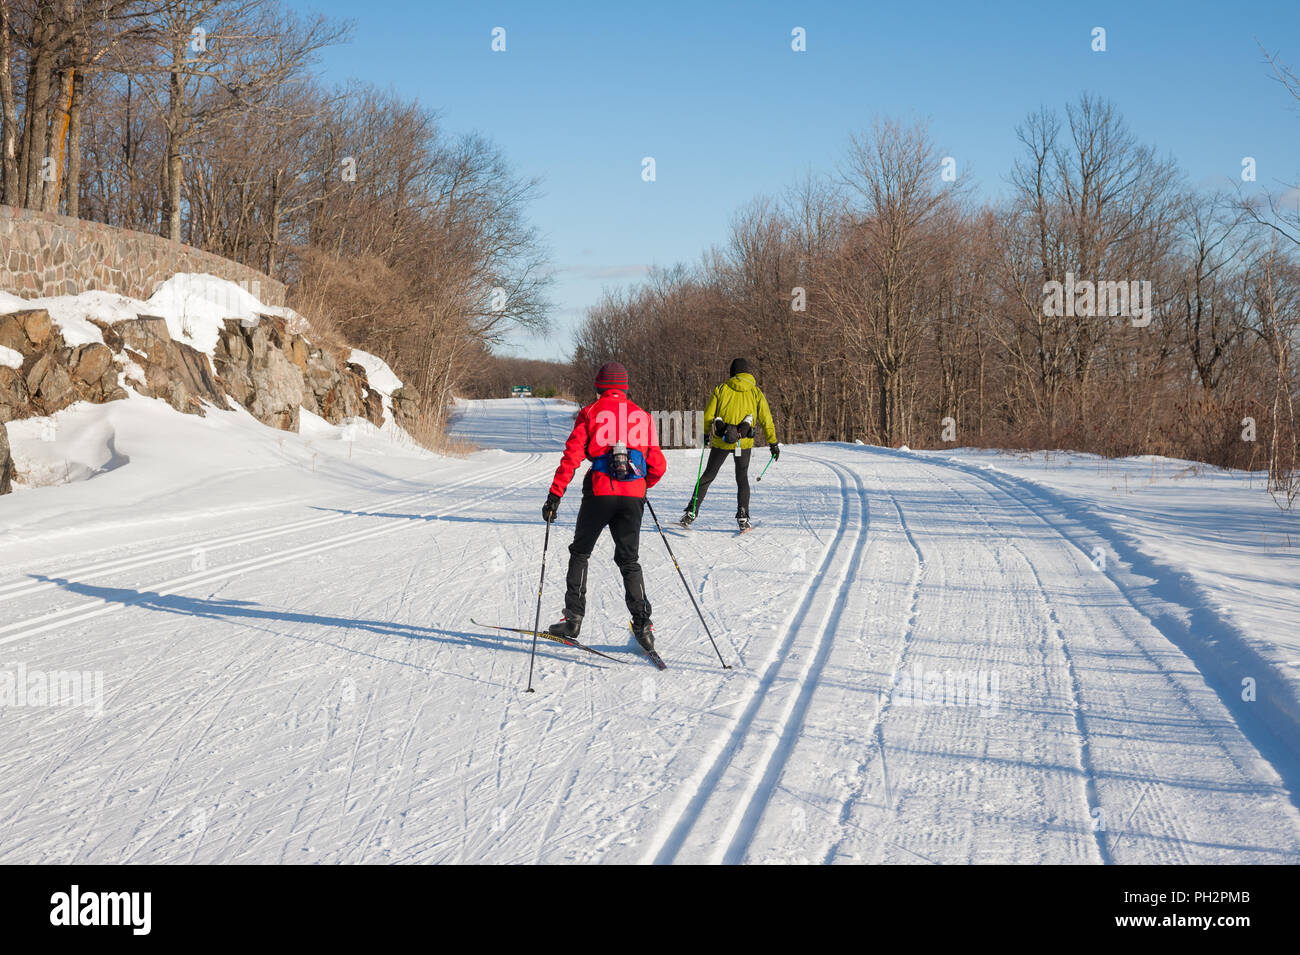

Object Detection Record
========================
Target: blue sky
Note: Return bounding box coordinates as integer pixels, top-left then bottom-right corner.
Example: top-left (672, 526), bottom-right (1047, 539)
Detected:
top-left (292, 0), bottom-right (1300, 360)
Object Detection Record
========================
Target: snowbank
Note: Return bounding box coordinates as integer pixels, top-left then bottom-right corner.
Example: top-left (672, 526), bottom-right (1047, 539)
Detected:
top-left (2, 390), bottom-right (436, 541)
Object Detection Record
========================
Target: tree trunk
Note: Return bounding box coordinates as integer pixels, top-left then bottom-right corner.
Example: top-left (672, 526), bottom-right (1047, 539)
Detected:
top-left (44, 65), bottom-right (74, 213)
top-left (16, 59), bottom-right (38, 206)
top-left (0, 0), bottom-right (18, 203)
top-left (162, 33), bottom-right (185, 240)
top-left (63, 69), bottom-right (83, 217)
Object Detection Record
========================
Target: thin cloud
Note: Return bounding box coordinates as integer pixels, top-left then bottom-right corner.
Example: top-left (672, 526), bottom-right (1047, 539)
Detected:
top-left (552, 264), bottom-right (652, 280)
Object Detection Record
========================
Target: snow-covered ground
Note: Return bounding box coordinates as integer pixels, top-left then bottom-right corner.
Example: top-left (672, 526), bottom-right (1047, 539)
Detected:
top-left (1, 396), bottom-right (1297, 863)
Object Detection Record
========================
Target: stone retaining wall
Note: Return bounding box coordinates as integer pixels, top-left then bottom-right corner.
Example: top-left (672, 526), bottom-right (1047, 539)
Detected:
top-left (0, 205), bottom-right (285, 305)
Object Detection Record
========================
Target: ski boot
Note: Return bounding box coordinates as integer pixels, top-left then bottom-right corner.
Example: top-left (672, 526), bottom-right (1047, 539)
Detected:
top-left (547, 613), bottom-right (582, 641)
top-left (631, 618), bottom-right (656, 653)
top-left (678, 508), bottom-right (697, 528)
top-left (737, 508), bottom-right (752, 534)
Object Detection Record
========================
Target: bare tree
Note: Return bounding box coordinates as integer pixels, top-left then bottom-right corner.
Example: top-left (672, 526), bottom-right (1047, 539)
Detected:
top-left (825, 119), bottom-right (952, 445)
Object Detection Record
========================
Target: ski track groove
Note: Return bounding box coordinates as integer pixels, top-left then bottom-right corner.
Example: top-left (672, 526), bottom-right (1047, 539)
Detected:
top-left (0, 462), bottom-right (489, 605)
top-left (642, 451), bottom-right (856, 865)
top-left (715, 460), bottom-right (870, 863)
top-left (12, 415), bottom-right (1300, 865)
top-left (0, 455), bottom-right (541, 649)
top-left (914, 462), bottom-right (1111, 864)
top-left (920, 457), bottom-right (1283, 860)
top-left (116, 630), bottom-right (278, 863)
top-left (822, 468), bottom-right (925, 864)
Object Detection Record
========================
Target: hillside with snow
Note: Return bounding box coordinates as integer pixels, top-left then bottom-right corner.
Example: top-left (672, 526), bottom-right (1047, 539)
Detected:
top-left (1, 382), bottom-right (1298, 863)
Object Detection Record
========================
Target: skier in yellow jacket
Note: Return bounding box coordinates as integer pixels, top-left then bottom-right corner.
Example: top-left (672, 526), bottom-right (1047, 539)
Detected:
top-left (680, 358), bottom-right (779, 531)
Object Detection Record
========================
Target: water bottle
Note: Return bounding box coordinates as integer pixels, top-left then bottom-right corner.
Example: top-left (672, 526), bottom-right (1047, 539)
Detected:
top-left (611, 442), bottom-right (631, 479)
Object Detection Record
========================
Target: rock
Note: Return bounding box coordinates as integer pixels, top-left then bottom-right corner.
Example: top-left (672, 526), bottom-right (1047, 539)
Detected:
top-left (302, 348), bottom-right (369, 424)
top-left (0, 367), bottom-right (24, 423)
top-left (0, 309), bottom-right (52, 354)
top-left (23, 310), bottom-right (52, 347)
top-left (391, 384), bottom-right (422, 434)
top-left (0, 301), bottom-right (398, 442)
top-left (249, 347), bottom-right (305, 430)
top-left (26, 353), bottom-right (75, 412)
top-left (115, 315), bottom-right (173, 352)
top-left (0, 308), bottom-right (127, 417)
top-left (72, 343), bottom-right (113, 384)
top-left (90, 319), bottom-right (124, 353)
top-left (213, 317), bottom-right (306, 429)
top-left (346, 362), bottom-right (388, 428)
top-left (286, 337), bottom-right (309, 372)
top-left (116, 316), bottom-right (225, 415)
top-left (0, 313), bottom-right (28, 354)
top-left (363, 388), bottom-right (385, 427)
top-left (0, 420), bottom-right (11, 495)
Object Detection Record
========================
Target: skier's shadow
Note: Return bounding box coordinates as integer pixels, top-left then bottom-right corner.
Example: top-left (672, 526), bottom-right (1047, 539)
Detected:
top-left (30, 574), bottom-right (608, 670)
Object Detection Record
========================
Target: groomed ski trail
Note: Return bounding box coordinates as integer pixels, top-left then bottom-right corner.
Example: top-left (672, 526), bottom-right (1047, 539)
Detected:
top-left (1, 398), bottom-right (1297, 864)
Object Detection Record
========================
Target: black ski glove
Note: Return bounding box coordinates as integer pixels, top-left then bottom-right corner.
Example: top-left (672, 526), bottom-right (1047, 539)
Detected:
top-left (770, 443), bottom-right (780, 460)
top-left (723, 424), bottom-right (739, 445)
top-left (542, 492), bottom-right (560, 523)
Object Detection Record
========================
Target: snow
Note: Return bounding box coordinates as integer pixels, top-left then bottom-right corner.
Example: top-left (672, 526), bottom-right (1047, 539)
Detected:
top-left (0, 289), bottom-right (150, 345)
top-left (0, 398), bottom-right (1298, 863)
top-left (348, 349), bottom-right (402, 398)
top-left (1, 392), bottom-right (437, 557)
top-left (0, 273), bottom-right (306, 354)
top-left (0, 345), bottom-right (21, 370)
top-left (446, 396), bottom-right (576, 453)
top-left (142, 273), bottom-right (303, 355)
top-left (923, 447), bottom-right (1300, 744)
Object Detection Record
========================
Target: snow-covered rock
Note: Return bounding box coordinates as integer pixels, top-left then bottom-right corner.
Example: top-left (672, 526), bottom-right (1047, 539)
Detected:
top-left (0, 274), bottom-right (412, 493)
top-left (0, 309), bottom-right (126, 424)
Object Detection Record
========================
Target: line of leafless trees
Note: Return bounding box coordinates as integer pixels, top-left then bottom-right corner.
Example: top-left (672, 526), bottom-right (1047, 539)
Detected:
top-left (1, 0), bottom-right (551, 435)
top-left (572, 92), bottom-right (1300, 506)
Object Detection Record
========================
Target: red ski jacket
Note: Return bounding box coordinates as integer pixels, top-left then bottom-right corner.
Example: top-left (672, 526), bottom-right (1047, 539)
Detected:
top-left (550, 390), bottom-right (667, 499)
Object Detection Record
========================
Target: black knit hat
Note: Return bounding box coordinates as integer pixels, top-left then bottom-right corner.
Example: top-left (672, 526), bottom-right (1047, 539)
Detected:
top-left (729, 358), bottom-right (750, 377)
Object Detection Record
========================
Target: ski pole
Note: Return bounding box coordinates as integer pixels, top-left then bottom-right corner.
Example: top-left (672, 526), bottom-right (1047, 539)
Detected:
top-left (756, 455), bottom-right (775, 482)
top-left (525, 519), bottom-right (552, 693)
top-left (644, 498), bottom-right (731, 669)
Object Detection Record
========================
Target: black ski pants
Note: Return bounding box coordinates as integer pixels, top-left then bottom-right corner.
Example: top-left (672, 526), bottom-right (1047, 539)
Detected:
top-left (564, 488), bottom-right (650, 624)
top-left (689, 446), bottom-right (751, 517)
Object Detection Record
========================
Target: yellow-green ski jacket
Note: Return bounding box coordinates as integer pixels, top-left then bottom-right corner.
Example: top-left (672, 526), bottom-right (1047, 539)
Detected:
top-left (704, 373), bottom-right (777, 450)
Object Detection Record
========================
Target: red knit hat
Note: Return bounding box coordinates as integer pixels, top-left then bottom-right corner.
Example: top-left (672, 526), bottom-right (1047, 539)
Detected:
top-left (594, 361), bottom-right (628, 391)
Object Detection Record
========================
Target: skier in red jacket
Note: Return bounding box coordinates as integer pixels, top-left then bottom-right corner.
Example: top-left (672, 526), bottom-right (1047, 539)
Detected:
top-left (542, 361), bottom-right (667, 651)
